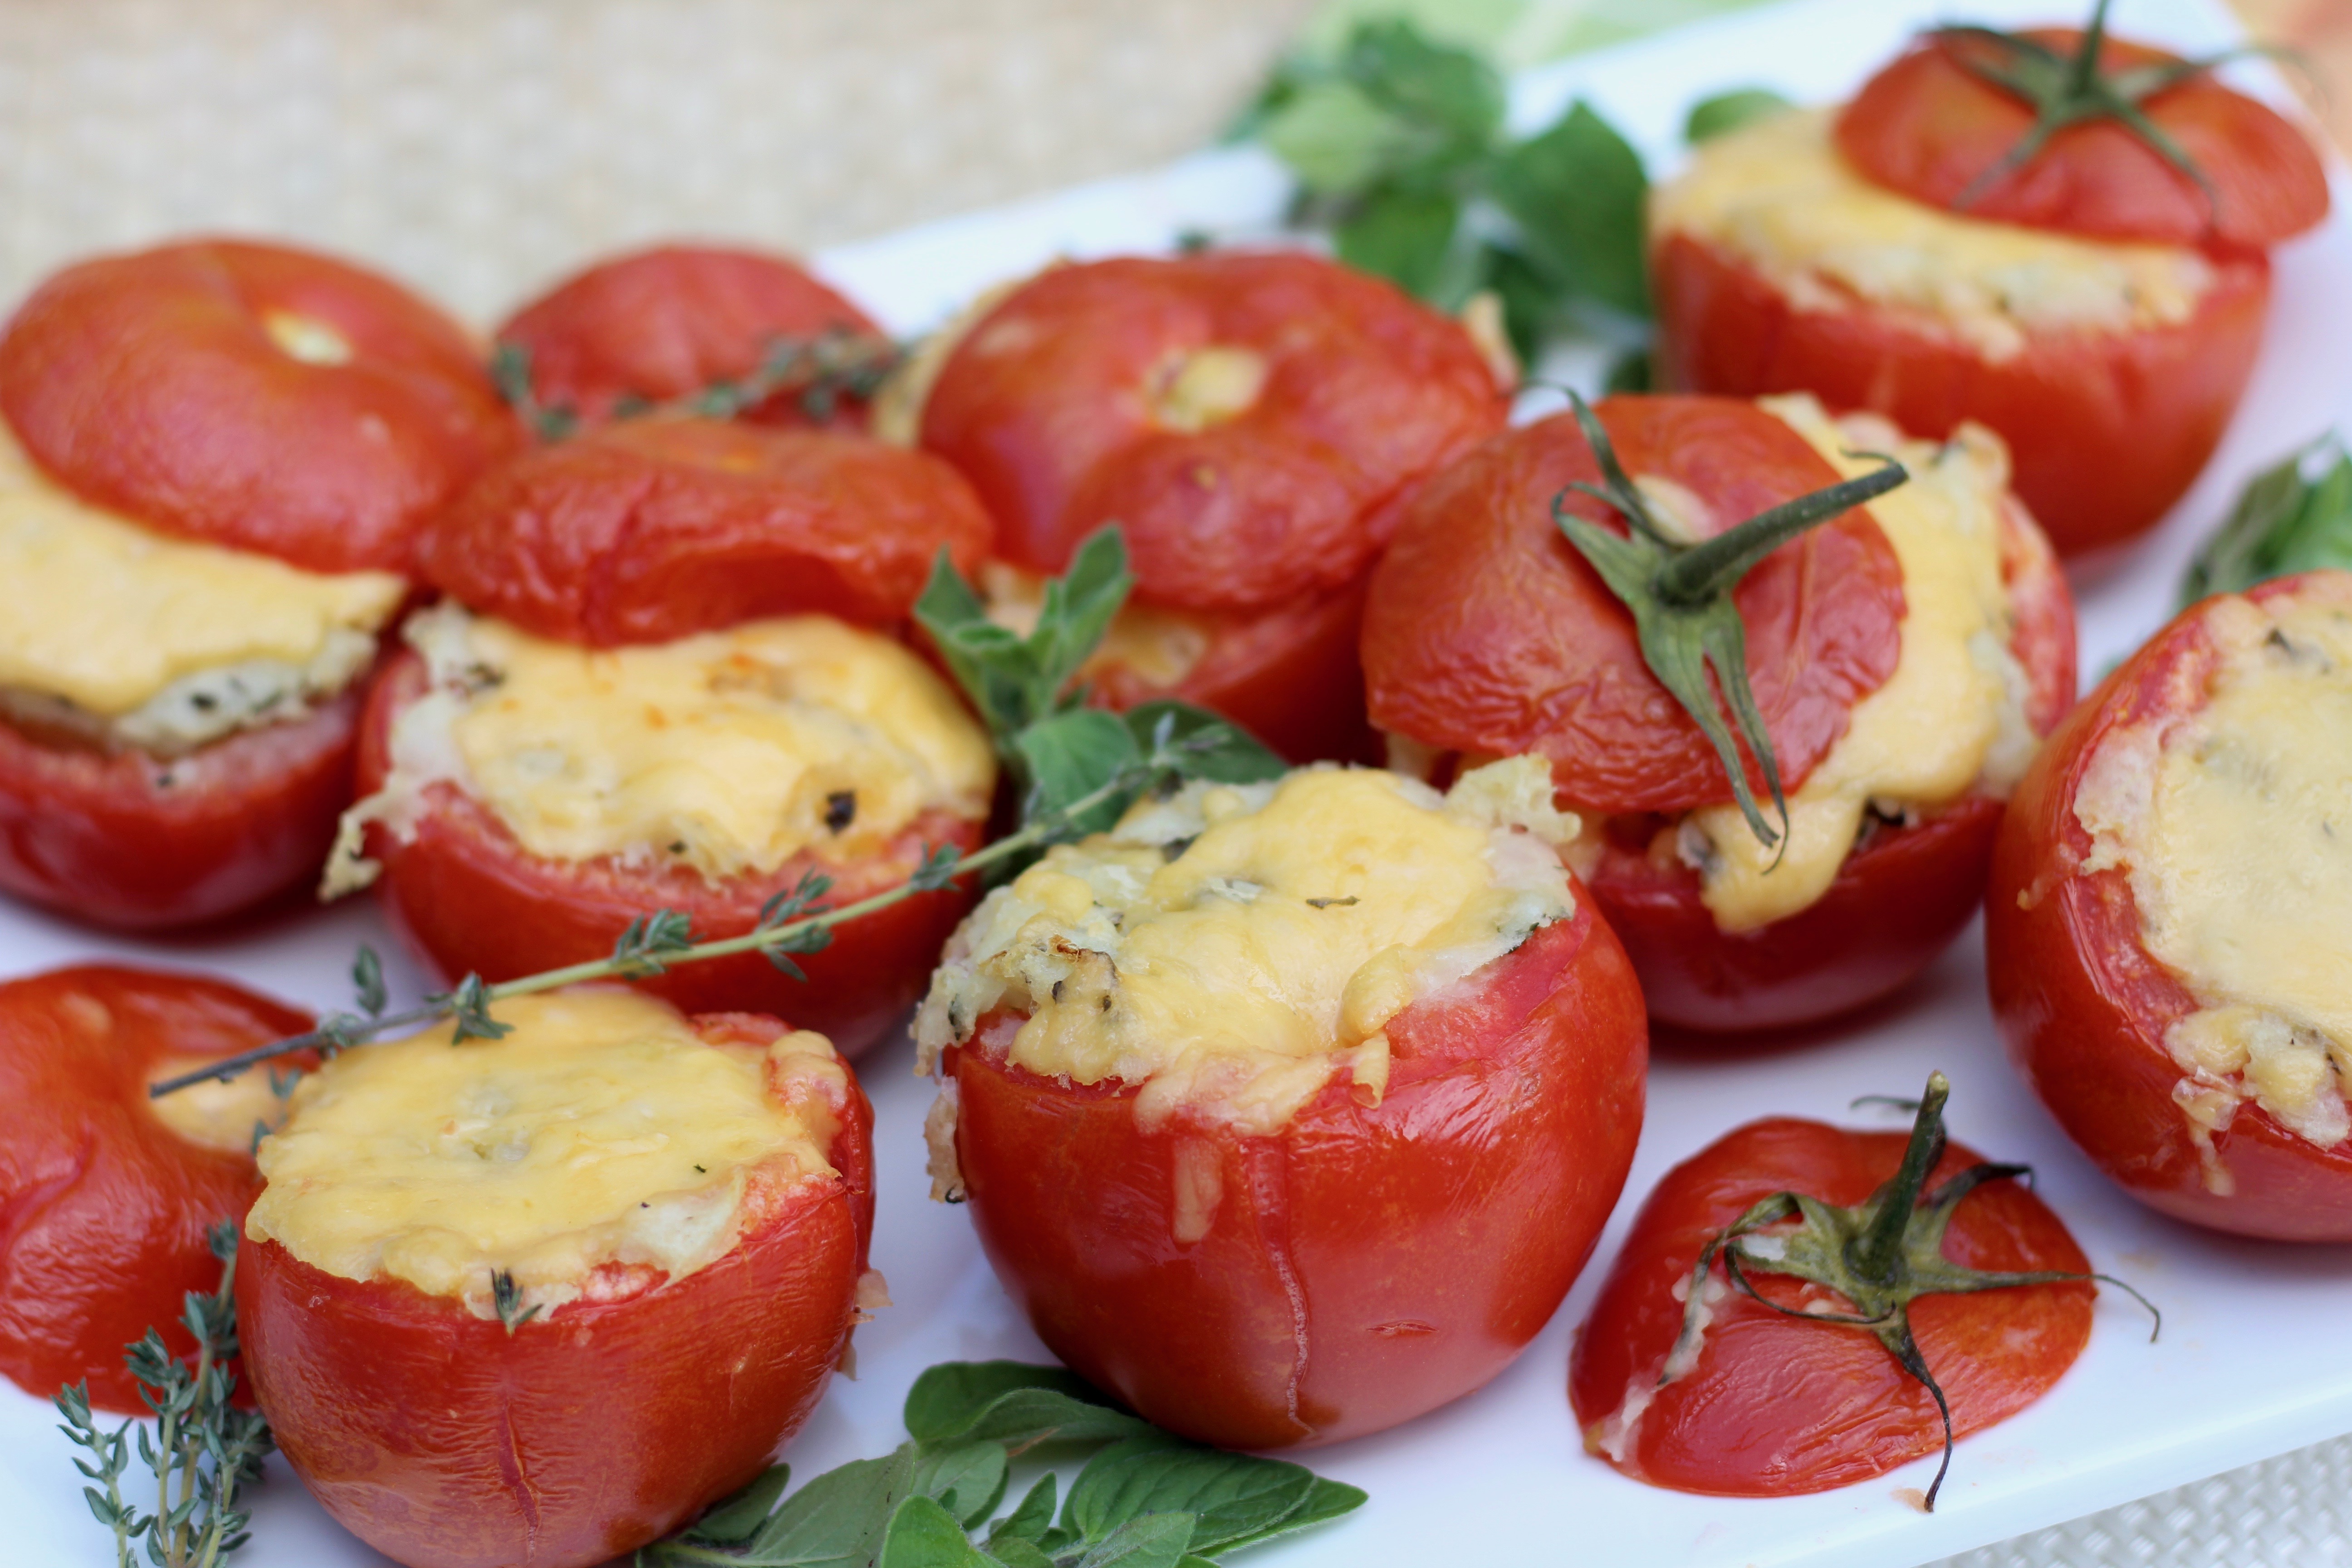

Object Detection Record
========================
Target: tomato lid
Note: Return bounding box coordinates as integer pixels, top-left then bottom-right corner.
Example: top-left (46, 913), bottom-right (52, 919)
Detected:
top-left (0, 240), bottom-right (518, 575)
top-left (419, 417), bottom-right (995, 645)
top-left (1363, 396), bottom-right (1905, 813)
top-left (1836, 25), bottom-right (2330, 248)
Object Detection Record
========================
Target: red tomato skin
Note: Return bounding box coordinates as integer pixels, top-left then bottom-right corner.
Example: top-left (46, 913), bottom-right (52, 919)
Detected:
top-left (0, 679), bottom-right (370, 931)
top-left (1581, 496), bottom-right (2077, 1031)
top-left (1568, 1117), bottom-right (2093, 1497)
top-left (0, 966), bottom-right (312, 1412)
top-left (1651, 228), bottom-right (2273, 557)
top-left (238, 1037), bottom-right (874, 1568)
top-left (495, 245), bottom-right (884, 430)
top-left (1837, 31), bottom-right (2330, 249)
top-left (354, 652), bottom-right (984, 1058)
top-left (0, 240), bottom-right (519, 574)
top-left (1986, 573), bottom-right (2352, 1241)
top-left (1364, 395), bottom-right (1907, 812)
top-left (949, 901), bottom-right (1648, 1450)
top-left (920, 253), bottom-right (1508, 614)
top-left (420, 418), bottom-right (995, 646)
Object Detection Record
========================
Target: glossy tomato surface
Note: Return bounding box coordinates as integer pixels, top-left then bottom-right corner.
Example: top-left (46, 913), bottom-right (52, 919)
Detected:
top-left (354, 652), bottom-right (985, 1058)
top-left (949, 901), bottom-right (1647, 1450)
top-left (1838, 30), bottom-right (2329, 248)
top-left (240, 1014), bottom-right (874, 1568)
top-left (1651, 228), bottom-right (2272, 557)
top-left (0, 239), bottom-right (517, 574)
top-left (0, 679), bottom-right (370, 931)
top-left (0, 966), bottom-right (311, 1412)
top-left (1569, 1116), bottom-right (2093, 1497)
top-left (421, 417), bottom-right (994, 644)
top-left (920, 252), bottom-right (1507, 614)
top-left (496, 244), bottom-right (885, 430)
top-left (1577, 495), bottom-right (2077, 1031)
top-left (1363, 395), bottom-right (1906, 813)
top-left (1987, 572), bottom-right (2352, 1240)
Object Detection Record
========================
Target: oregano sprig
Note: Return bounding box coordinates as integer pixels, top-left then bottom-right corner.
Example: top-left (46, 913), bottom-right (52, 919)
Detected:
top-left (1550, 392), bottom-right (1907, 851)
top-left (1663, 1073), bottom-right (2159, 1510)
top-left (2180, 431), bottom-right (2352, 606)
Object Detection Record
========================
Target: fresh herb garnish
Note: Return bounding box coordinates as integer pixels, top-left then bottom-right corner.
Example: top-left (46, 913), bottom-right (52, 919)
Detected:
top-left (1933, 0), bottom-right (2262, 224)
top-left (1246, 18), bottom-right (1652, 368)
top-left (634, 1360), bottom-right (1364, 1567)
top-left (56, 1223), bottom-right (273, 1568)
top-left (148, 530), bottom-right (1282, 1098)
top-left (1663, 1073), bottom-right (2158, 1510)
top-left (490, 327), bottom-right (904, 443)
top-left (2181, 433), bottom-right (2352, 606)
top-left (1684, 86), bottom-right (1794, 144)
top-left (1549, 392), bottom-right (1907, 851)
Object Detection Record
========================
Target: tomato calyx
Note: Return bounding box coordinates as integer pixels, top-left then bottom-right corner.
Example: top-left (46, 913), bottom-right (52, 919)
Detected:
top-left (489, 328), bottom-right (903, 443)
top-left (1932, 0), bottom-right (2269, 228)
top-left (1551, 392), bottom-right (1907, 853)
top-left (1665, 1072), bottom-right (2156, 1509)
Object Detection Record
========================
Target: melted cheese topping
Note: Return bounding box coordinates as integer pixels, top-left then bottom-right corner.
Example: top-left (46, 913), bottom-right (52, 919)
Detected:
top-left (246, 988), bottom-right (848, 1320)
top-left (916, 758), bottom-right (1578, 1136)
top-left (1673, 397), bottom-right (2031, 931)
top-left (0, 427), bottom-right (403, 748)
top-left (980, 562), bottom-right (1212, 689)
top-left (327, 604), bottom-right (994, 893)
top-left (1650, 109), bottom-right (2215, 361)
top-left (147, 1058), bottom-right (293, 1155)
top-left (2077, 583), bottom-right (2352, 1154)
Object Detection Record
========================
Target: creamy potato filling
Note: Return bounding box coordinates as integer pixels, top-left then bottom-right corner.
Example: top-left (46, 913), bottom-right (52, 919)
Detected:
top-left (980, 562), bottom-right (1213, 690)
top-left (147, 1057), bottom-right (294, 1155)
top-left (1654, 396), bottom-right (2034, 932)
top-left (245, 988), bottom-right (848, 1322)
top-left (2075, 583), bottom-right (2352, 1169)
top-left (0, 426), bottom-right (404, 755)
top-left (325, 603), bottom-right (995, 896)
top-left (916, 758), bottom-right (1578, 1139)
top-left (1650, 109), bottom-right (2215, 361)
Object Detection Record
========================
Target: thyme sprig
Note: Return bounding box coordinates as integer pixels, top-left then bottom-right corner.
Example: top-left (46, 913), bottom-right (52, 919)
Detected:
top-left (149, 530), bottom-right (1282, 1098)
top-left (56, 1224), bottom-right (273, 1568)
top-left (1550, 392), bottom-right (1907, 852)
top-left (1663, 1073), bottom-right (2159, 1510)
top-left (1934, 0), bottom-right (2268, 225)
top-left (490, 328), bottom-right (903, 444)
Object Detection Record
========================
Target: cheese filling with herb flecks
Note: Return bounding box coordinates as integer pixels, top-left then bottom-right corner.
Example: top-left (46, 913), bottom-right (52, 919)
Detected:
top-left (245, 988), bottom-right (848, 1322)
top-left (2075, 579), bottom-right (2352, 1163)
top-left (915, 758), bottom-right (1579, 1138)
top-left (323, 603), bottom-right (995, 895)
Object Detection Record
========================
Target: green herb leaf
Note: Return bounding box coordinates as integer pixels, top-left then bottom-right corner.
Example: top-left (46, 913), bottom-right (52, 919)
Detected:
top-left (878, 1495), bottom-right (995, 1568)
top-left (914, 528), bottom-right (1134, 748)
top-left (1342, 17), bottom-right (1505, 153)
top-left (1260, 80), bottom-right (1417, 194)
top-left (1072, 1513), bottom-right (1196, 1568)
top-left (2182, 434), bottom-right (2352, 606)
top-left (905, 1362), bottom-right (1156, 1452)
top-left (689, 1466), bottom-right (792, 1544)
top-left (1335, 185), bottom-right (1464, 302)
top-left (717, 1445), bottom-right (917, 1568)
top-left (912, 1441), bottom-right (1010, 1531)
top-left (351, 945), bottom-right (387, 1017)
top-left (1062, 1436), bottom-right (1317, 1555)
top-left (1214, 1477), bottom-right (1369, 1553)
top-left (1491, 100), bottom-right (1651, 319)
top-left (441, 973), bottom-right (512, 1044)
top-left (1014, 708), bottom-right (1144, 832)
top-left (988, 1541), bottom-right (1058, 1568)
top-left (1120, 702), bottom-right (1284, 788)
top-left (1685, 86), bottom-right (1794, 143)
top-left (612, 908), bottom-right (697, 976)
top-left (985, 1475), bottom-right (1058, 1550)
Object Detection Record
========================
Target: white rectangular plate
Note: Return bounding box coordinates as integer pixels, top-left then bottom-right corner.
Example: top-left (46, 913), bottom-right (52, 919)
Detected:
top-left (5, 0), bottom-right (2352, 1563)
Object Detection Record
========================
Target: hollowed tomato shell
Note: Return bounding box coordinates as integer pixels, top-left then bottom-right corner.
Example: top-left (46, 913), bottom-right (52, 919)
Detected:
top-left (495, 244), bottom-right (885, 431)
top-left (1578, 493), bottom-right (2077, 1032)
top-left (1569, 1115), bottom-right (2093, 1497)
top-left (0, 674), bottom-right (373, 931)
top-left (0, 965), bottom-right (312, 1412)
top-left (947, 897), bottom-right (1647, 1450)
top-left (353, 651), bottom-right (985, 1058)
top-left (1650, 225), bottom-right (2274, 558)
top-left (418, 417), bottom-right (995, 646)
top-left (238, 1022), bottom-right (875, 1568)
top-left (0, 239), bottom-right (518, 574)
top-left (1986, 571), bottom-right (2352, 1240)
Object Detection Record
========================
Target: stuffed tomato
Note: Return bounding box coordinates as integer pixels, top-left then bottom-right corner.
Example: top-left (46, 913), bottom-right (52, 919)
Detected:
top-left (239, 987), bottom-right (877, 1568)
top-left (0, 239), bottom-right (516, 927)
top-left (1649, 23), bottom-right (2328, 556)
top-left (329, 416), bottom-right (999, 1055)
top-left (905, 252), bottom-right (1511, 763)
top-left (916, 757), bottom-right (1647, 1448)
top-left (1988, 570), bottom-right (2352, 1240)
top-left (496, 243), bottom-right (890, 431)
top-left (1366, 393), bottom-right (2074, 1033)
top-left (0, 965), bottom-right (310, 1411)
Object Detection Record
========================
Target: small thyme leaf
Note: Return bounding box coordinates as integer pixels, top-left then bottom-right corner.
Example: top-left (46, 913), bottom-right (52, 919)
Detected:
top-left (612, 908), bottom-right (697, 977)
top-left (351, 945), bottom-right (387, 1017)
top-left (442, 974), bottom-right (512, 1044)
top-left (490, 1270), bottom-right (542, 1336)
top-left (488, 341), bottom-right (580, 442)
top-left (1663, 1072), bottom-right (2158, 1510)
top-left (1552, 392), bottom-right (1906, 852)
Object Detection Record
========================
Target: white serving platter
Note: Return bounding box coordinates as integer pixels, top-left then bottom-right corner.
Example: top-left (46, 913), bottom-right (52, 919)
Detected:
top-left (5, 0), bottom-right (2352, 1563)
